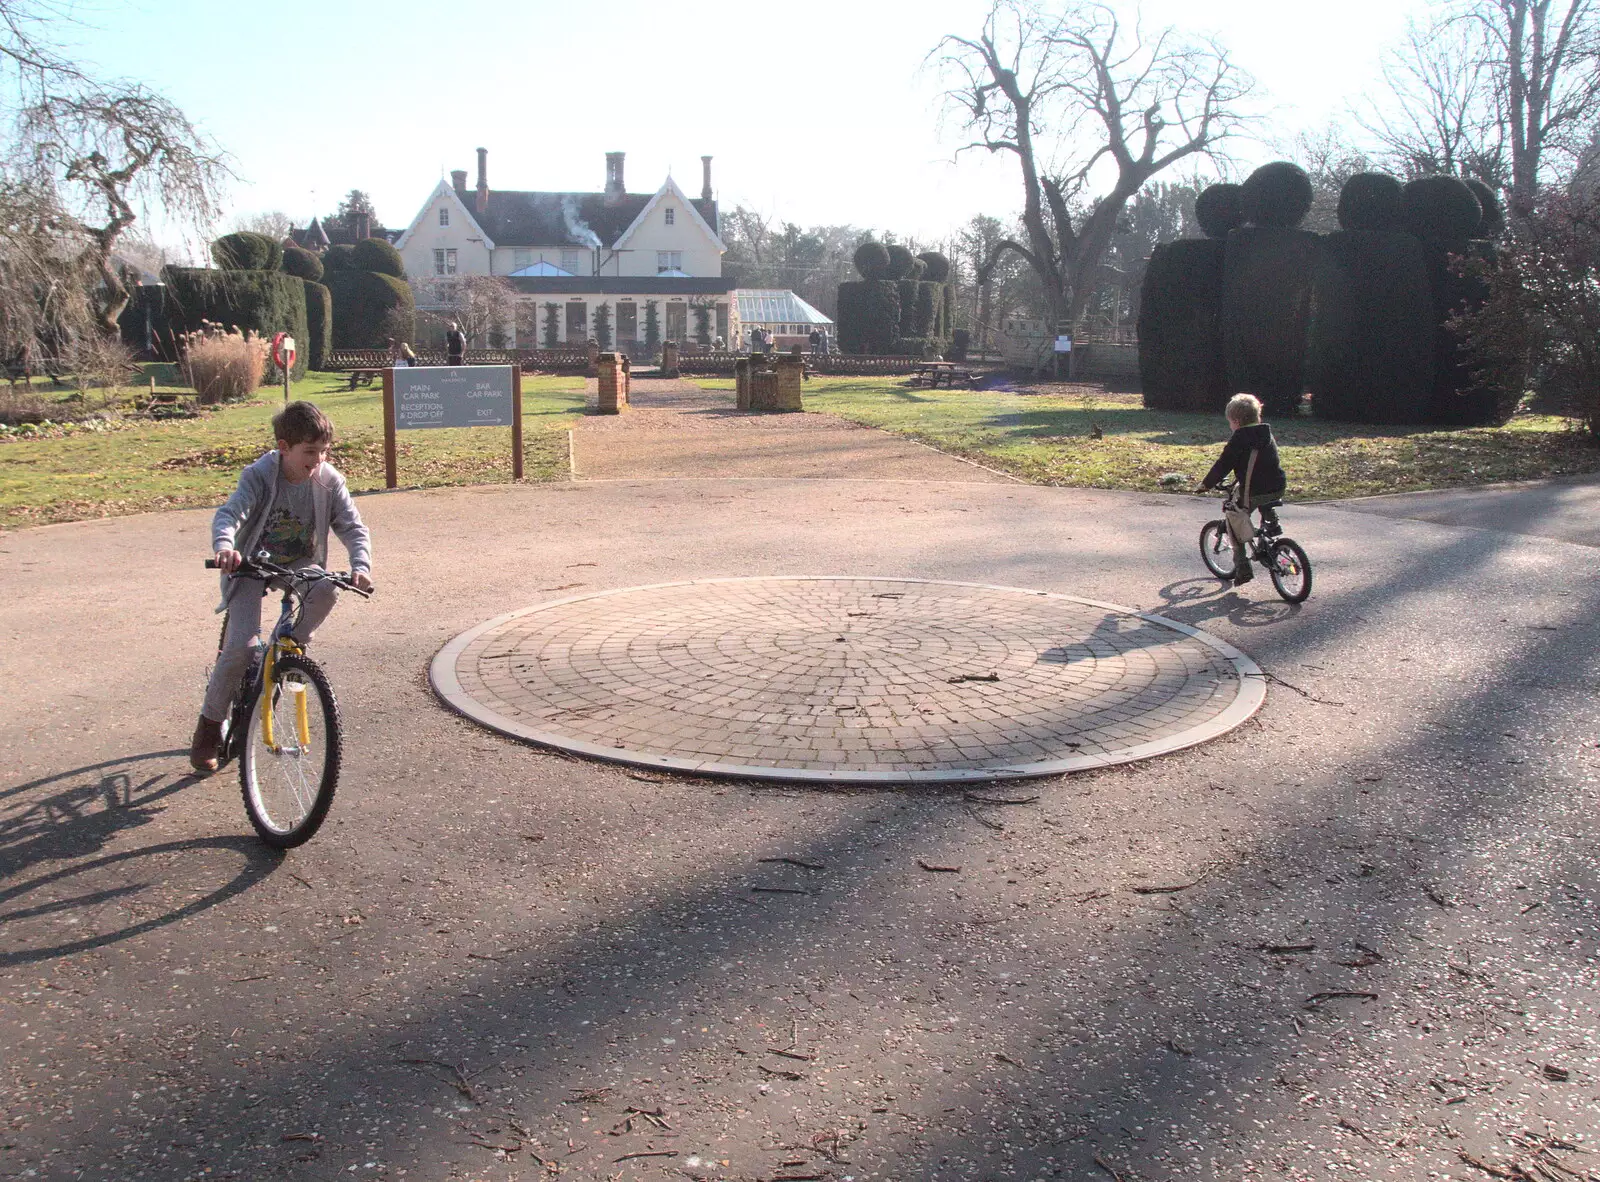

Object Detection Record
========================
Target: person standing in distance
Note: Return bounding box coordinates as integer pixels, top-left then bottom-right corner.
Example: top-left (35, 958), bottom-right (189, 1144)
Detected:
top-left (446, 321), bottom-right (466, 366)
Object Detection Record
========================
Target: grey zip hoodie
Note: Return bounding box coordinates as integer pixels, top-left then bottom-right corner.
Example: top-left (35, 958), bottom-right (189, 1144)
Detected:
top-left (211, 451), bottom-right (372, 612)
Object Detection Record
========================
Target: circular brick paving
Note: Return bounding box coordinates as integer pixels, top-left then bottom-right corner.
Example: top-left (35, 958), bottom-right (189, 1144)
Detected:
top-left (431, 577), bottom-right (1265, 783)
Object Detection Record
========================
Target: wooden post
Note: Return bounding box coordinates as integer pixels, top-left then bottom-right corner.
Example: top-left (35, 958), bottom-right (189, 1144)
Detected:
top-left (511, 365), bottom-right (524, 480)
top-left (382, 367), bottom-right (397, 489)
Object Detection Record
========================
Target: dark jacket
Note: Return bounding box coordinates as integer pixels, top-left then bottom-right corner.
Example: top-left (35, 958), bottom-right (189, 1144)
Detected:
top-left (446, 329), bottom-right (466, 359)
top-left (1203, 423), bottom-right (1285, 502)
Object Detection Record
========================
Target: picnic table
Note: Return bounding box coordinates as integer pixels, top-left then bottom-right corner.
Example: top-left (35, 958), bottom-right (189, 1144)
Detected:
top-left (347, 367), bottom-right (385, 390)
top-left (909, 361), bottom-right (974, 389)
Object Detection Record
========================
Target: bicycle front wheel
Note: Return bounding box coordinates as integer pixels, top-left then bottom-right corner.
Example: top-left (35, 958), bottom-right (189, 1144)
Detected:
top-left (239, 652), bottom-right (341, 848)
top-left (1267, 538), bottom-right (1313, 603)
top-left (1199, 520), bottom-right (1236, 580)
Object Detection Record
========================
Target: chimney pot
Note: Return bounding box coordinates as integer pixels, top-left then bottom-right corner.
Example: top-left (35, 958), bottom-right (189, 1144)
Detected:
top-left (451, 169), bottom-right (467, 194)
top-left (701, 155), bottom-right (713, 202)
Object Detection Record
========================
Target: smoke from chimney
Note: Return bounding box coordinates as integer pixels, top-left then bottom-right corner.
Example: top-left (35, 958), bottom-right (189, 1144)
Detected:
top-left (475, 147), bottom-right (488, 215)
top-left (451, 170), bottom-right (467, 194)
top-left (701, 156), bottom-right (713, 202)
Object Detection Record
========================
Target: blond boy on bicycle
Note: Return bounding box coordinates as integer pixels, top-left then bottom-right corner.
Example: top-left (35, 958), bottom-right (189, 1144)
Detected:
top-left (190, 402), bottom-right (373, 772)
top-left (1197, 394), bottom-right (1286, 585)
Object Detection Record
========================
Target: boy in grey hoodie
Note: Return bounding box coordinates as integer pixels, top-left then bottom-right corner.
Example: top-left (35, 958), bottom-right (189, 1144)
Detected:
top-left (190, 401), bottom-right (373, 772)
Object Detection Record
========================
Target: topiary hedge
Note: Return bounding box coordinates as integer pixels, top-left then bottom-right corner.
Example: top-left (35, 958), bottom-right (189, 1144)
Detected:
top-left (211, 231), bottom-right (283, 272)
top-left (893, 336), bottom-right (943, 359)
top-left (1464, 178), bottom-right (1505, 237)
top-left (302, 279), bottom-right (332, 370)
top-left (1401, 176), bottom-right (1482, 243)
top-left (836, 279), bottom-right (900, 353)
top-left (322, 269), bottom-right (415, 349)
top-left (1306, 230), bottom-right (1435, 422)
top-left (351, 237), bottom-right (406, 278)
top-left (1138, 239), bottom-right (1229, 412)
top-left (853, 241), bottom-right (890, 280)
top-left (897, 278), bottom-right (919, 337)
top-left (914, 281), bottom-right (939, 339)
top-left (1422, 240), bottom-right (1516, 426)
top-left (281, 245), bottom-right (324, 282)
top-left (1337, 173), bottom-right (1405, 232)
top-left (916, 251), bottom-right (951, 282)
top-left (162, 266), bottom-right (309, 378)
top-left (884, 244), bottom-right (916, 280)
top-left (1222, 225), bottom-right (1320, 416)
top-left (1242, 162), bottom-right (1314, 228)
top-left (1195, 183), bottom-right (1244, 238)
top-left (323, 243), bottom-right (356, 272)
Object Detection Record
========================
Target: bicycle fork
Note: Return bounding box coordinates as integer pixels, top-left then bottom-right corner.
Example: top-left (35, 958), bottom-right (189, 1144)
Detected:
top-left (259, 640), bottom-right (310, 754)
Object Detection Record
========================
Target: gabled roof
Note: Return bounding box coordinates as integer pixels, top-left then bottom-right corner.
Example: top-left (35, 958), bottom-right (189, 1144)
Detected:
top-left (399, 180), bottom-right (719, 250)
top-left (611, 175), bottom-right (726, 253)
top-left (394, 181), bottom-right (496, 251)
top-left (506, 275), bottom-right (735, 296)
top-left (509, 261), bottom-right (574, 276)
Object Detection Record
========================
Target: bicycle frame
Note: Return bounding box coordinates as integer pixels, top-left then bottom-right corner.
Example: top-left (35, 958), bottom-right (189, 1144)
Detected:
top-left (257, 591), bottom-right (309, 755)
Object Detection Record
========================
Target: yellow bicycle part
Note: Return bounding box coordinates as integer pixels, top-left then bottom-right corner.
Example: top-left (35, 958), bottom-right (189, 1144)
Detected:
top-left (257, 638), bottom-right (307, 754)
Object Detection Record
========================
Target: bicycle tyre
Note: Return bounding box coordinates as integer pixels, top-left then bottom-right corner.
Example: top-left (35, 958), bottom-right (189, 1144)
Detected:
top-left (1199, 520), bottom-right (1236, 580)
top-left (238, 652), bottom-right (341, 848)
top-left (1267, 538), bottom-right (1313, 603)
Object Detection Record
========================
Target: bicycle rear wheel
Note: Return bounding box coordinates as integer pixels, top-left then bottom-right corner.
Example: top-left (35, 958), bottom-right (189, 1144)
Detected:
top-left (1267, 538), bottom-right (1313, 603)
top-left (1199, 520), bottom-right (1236, 580)
top-left (239, 652), bottom-right (341, 848)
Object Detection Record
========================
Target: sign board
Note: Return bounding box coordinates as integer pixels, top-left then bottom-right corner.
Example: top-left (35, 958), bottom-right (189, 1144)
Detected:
top-left (393, 365), bottom-right (515, 430)
top-left (1054, 335), bottom-right (1073, 353)
top-left (382, 365), bottom-right (523, 488)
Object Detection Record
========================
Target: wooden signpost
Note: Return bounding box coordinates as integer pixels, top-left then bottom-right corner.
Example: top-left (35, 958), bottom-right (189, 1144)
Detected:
top-left (381, 364), bottom-right (523, 489)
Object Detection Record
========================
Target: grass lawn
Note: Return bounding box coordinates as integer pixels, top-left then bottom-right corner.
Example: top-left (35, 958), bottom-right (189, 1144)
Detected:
top-left (0, 369), bottom-right (586, 531)
top-left (734, 376), bottom-right (1600, 501)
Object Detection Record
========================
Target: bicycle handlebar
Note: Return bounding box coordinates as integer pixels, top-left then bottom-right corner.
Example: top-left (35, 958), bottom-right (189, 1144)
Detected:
top-left (205, 553), bottom-right (373, 597)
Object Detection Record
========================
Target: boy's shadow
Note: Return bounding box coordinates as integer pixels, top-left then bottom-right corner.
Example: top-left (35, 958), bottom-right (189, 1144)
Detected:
top-left (1151, 577), bottom-right (1301, 629)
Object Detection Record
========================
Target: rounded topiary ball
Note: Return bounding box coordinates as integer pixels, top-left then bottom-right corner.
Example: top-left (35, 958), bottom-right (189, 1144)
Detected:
top-left (1194, 183), bottom-right (1244, 238)
top-left (916, 251), bottom-right (951, 282)
top-left (323, 243), bottom-right (356, 272)
top-left (352, 237), bottom-right (405, 278)
top-left (1464, 178), bottom-right (1505, 237)
top-left (907, 257), bottom-right (927, 281)
top-left (884, 244), bottom-right (916, 280)
top-left (1241, 162), bottom-right (1314, 228)
top-left (1337, 172), bottom-right (1405, 232)
top-left (853, 241), bottom-right (891, 279)
top-left (1401, 175), bottom-right (1483, 242)
top-left (211, 231), bottom-right (280, 271)
top-left (281, 245), bottom-right (324, 282)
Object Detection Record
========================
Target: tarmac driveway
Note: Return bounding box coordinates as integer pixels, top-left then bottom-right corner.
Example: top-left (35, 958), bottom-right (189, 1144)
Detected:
top-left (3, 449), bottom-right (1599, 1180)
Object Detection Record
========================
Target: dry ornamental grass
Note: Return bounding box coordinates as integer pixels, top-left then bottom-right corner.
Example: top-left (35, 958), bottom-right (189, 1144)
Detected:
top-left (181, 331), bottom-right (269, 403)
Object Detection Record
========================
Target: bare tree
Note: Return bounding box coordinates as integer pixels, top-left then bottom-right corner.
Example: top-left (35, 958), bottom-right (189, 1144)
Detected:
top-left (1364, 1), bottom-right (1600, 207)
top-left (416, 275), bottom-right (516, 346)
top-left (232, 210), bottom-right (294, 240)
top-left (935, 0), bottom-right (1251, 336)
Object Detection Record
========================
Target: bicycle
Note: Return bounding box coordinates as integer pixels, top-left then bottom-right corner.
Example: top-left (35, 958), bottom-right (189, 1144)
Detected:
top-left (1197, 482), bottom-right (1313, 603)
top-left (203, 554), bottom-right (373, 848)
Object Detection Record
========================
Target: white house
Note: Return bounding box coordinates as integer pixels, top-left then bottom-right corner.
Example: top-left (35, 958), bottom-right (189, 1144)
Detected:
top-left (394, 149), bottom-right (737, 352)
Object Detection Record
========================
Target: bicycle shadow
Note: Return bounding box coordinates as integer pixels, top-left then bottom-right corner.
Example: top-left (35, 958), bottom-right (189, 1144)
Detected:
top-left (1149, 576), bottom-right (1303, 629)
top-left (0, 750), bottom-right (201, 881)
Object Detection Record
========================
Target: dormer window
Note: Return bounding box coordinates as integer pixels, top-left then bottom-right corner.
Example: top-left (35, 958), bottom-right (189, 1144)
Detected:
top-left (664, 207), bottom-right (675, 225)
top-left (439, 207), bottom-right (449, 226)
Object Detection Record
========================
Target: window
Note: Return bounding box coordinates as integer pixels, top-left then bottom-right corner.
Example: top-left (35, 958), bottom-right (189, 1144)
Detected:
top-left (617, 301), bottom-right (637, 341)
top-left (664, 207), bottom-right (675, 225)
top-left (513, 249), bottom-right (532, 270)
top-left (656, 250), bottom-right (682, 273)
top-left (433, 248), bottom-right (457, 275)
top-left (439, 207), bottom-right (449, 226)
top-left (561, 249), bottom-right (583, 275)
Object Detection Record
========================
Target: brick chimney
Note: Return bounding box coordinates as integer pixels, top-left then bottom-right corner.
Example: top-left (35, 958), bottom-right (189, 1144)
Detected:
top-left (475, 147), bottom-right (489, 215)
top-left (451, 169), bottom-right (467, 195)
top-left (605, 152), bottom-right (626, 206)
top-left (701, 156), bottom-right (713, 202)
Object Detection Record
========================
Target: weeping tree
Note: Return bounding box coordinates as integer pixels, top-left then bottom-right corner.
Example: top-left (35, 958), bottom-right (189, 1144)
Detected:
top-left (934, 0), bottom-right (1252, 348)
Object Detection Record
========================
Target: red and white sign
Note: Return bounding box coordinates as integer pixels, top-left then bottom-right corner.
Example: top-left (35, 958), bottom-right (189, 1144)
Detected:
top-left (271, 332), bottom-right (297, 370)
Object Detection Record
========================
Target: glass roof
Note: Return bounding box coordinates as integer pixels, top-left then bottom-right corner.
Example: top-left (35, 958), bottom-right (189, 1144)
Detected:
top-left (734, 289), bottom-right (833, 326)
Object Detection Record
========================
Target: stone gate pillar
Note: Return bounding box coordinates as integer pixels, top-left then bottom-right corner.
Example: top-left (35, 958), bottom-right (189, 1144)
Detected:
top-left (661, 340), bottom-right (680, 378)
top-left (597, 352), bottom-right (627, 414)
top-left (734, 356), bottom-right (751, 411)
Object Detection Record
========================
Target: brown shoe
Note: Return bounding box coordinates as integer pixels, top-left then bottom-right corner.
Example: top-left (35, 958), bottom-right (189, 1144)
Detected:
top-left (189, 715), bottom-right (224, 773)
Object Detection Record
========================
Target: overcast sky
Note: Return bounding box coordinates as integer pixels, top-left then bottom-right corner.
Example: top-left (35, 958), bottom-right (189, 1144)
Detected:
top-left (64, 0), bottom-right (1431, 246)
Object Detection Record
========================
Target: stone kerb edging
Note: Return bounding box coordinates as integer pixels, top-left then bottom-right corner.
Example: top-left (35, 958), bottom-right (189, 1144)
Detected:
top-left (430, 577), bottom-right (1266, 785)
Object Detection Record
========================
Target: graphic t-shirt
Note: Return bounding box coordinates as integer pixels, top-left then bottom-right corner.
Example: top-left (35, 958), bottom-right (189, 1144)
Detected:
top-left (260, 476), bottom-right (314, 565)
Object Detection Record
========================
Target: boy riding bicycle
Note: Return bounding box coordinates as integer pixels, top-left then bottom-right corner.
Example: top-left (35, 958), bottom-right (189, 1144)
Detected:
top-left (1197, 393), bottom-right (1286, 585)
top-left (190, 401), bottom-right (373, 773)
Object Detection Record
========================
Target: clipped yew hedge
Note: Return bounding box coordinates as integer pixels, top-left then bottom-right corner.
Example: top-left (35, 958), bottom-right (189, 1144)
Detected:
top-left (302, 279), bottom-right (332, 370)
top-left (351, 237), bottom-right (406, 278)
top-left (1139, 239), bottom-right (1229, 412)
top-left (281, 245), bottom-right (324, 282)
top-left (211, 231), bottom-right (283, 272)
top-left (162, 266), bottom-right (308, 378)
top-left (1307, 231), bottom-right (1435, 423)
top-left (323, 269), bottom-right (415, 349)
top-left (1222, 226), bottom-right (1320, 416)
top-left (836, 280), bottom-right (900, 354)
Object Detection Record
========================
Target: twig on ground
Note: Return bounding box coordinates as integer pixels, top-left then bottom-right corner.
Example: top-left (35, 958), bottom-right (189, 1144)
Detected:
top-left (759, 1064), bottom-right (806, 1081)
top-left (963, 793), bottom-right (1040, 806)
top-left (1303, 991), bottom-right (1379, 1010)
top-left (1260, 943), bottom-right (1317, 954)
top-left (1131, 878), bottom-right (1203, 894)
top-left (917, 860), bottom-right (962, 873)
top-left (613, 1149), bottom-right (678, 1163)
top-left (1094, 1153), bottom-right (1127, 1182)
top-left (752, 886), bottom-right (812, 895)
top-left (758, 857), bottom-right (826, 870)
top-left (947, 673), bottom-right (1000, 683)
